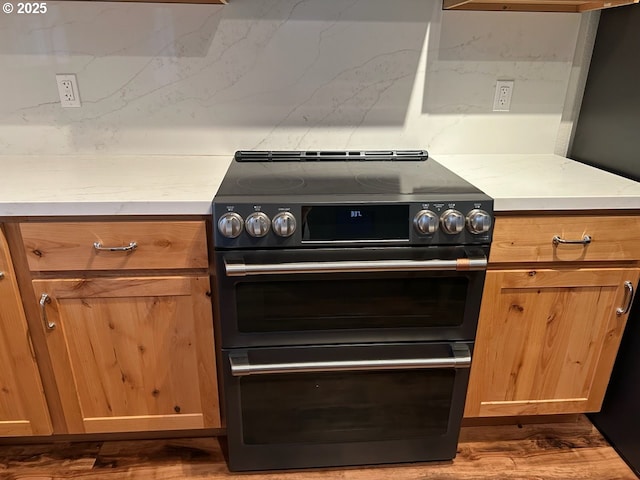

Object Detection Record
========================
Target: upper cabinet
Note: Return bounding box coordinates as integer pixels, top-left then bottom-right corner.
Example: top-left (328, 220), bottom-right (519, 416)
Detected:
top-left (109, 0), bottom-right (227, 3)
top-left (444, 0), bottom-right (638, 12)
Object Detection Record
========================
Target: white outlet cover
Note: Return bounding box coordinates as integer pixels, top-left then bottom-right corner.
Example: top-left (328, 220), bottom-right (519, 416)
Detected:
top-left (55, 74), bottom-right (81, 108)
top-left (493, 80), bottom-right (514, 112)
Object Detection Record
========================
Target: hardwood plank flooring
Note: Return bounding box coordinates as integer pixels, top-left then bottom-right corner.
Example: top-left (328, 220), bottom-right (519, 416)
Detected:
top-left (0, 416), bottom-right (635, 480)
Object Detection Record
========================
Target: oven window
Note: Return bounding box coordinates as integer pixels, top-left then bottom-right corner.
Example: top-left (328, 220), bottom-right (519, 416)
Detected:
top-left (240, 369), bottom-right (455, 445)
top-left (236, 276), bottom-right (468, 332)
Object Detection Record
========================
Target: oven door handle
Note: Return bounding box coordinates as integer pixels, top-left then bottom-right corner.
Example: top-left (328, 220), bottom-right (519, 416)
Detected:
top-left (229, 344), bottom-right (471, 376)
top-left (224, 256), bottom-right (487, 277)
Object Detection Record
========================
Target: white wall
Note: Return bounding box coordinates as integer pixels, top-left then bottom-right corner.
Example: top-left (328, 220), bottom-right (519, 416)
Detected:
top-left (0, 0), bottom-right (587, 156)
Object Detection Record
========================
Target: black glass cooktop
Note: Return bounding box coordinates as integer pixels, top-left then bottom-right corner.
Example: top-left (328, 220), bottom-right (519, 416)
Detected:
top-left (216, 150), bottom-right (483, 197)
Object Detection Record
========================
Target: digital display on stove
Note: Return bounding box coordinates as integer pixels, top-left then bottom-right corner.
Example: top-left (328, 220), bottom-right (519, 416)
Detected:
top-left (301, 205), bottom-right (409, 241)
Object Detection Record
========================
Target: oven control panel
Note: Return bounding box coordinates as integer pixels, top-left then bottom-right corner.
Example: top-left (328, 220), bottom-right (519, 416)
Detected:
top-left (213, 199), bottom-right (493, 249)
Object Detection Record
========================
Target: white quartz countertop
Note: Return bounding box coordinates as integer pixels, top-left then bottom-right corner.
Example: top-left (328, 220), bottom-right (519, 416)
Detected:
top-left (434, 154), bottom-right (640, 212)
top-left (0, 154), bottom-right (638, 216)
top-left (0, 155), bottom-right (232, 216)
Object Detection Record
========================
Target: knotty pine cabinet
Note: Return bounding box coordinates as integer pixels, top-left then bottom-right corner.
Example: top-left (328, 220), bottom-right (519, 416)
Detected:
top-left (18, 220), bottom-right (221, 434)
top-left (0, 226), bottom-right (52, 436)
top-left (443, 0), bottom-right (638, 12)
top-left (465, 214), bottom-right (640, 417)
top-left (84, 0), bottom-right (227, 3)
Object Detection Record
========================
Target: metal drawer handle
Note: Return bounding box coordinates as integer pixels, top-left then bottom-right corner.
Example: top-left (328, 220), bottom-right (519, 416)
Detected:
top-left (93, 241), bottom-right (138, 252)
top-left (39, 293), bottom-right (56, 330)
top-left (552, 235), bottom-right (591, 246)
top-left (616, 281), bottom-right (635, 317)
top-left (229, 344), bottom-right (471, 377)
top-left (224, 256), bottom-right (487, 277)
top-left (0, 271), bottom-right (4, 280)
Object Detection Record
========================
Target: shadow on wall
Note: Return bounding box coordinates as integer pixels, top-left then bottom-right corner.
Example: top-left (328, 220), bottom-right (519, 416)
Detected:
top-left (0, 1), bottom-right (224, 57)
top-left (0, 0), bottom-right (585, 155)
top-left (0, 0), bottom-right (429, 129)
top-left (423, 10), bottom-right (583, 115)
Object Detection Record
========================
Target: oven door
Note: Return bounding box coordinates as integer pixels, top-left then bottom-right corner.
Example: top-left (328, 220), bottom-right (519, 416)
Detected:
top-left (222, 341), bottom-right (472, 471)
top-left (214, 246), bottom-right (488, 347)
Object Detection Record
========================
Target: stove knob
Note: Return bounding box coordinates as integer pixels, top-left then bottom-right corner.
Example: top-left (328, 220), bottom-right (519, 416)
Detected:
top-left (218, 212), bottom-right (244, 239)
top-left (245, 212), bottom-right (271, 238)
top-left (272, 212), bottom-right (297, 238)
top-left (414, 210), bottom-right (439, 235)
top-left (466, 209), bottom-right (492, 234)
top-left (440, 209), bottom-right (465, 235)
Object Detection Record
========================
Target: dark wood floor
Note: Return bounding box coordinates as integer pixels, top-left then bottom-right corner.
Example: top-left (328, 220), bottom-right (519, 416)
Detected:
top-left (0, 416), bottom-right (636, 480)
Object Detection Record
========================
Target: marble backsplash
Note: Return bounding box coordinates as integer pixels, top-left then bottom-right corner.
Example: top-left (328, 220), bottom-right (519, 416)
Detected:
top-left (0, 0), bottom-right (587, 156)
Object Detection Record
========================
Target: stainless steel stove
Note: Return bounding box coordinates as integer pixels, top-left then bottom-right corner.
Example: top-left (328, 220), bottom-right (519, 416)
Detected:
top-left (213, 150), bottom-right (492, 250)
top-left (211, 150), bottom-right (493, 471)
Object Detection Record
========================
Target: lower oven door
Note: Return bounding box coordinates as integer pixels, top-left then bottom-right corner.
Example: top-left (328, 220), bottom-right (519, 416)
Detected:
top-left (222, 341), bottom-right (472, 471)
top-left (215, 246), bottom-right (488, 347)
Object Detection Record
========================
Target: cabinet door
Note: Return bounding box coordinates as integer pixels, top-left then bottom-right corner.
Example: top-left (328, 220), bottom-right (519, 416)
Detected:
top-left (32, 276), bottom-right (220, 434)
top-left (465, 268), bottom-right (640, 417)
top-left (0, 229), bottom-right (52, 436)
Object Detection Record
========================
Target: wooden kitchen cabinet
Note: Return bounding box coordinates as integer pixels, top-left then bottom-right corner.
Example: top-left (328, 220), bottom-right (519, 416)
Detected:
top-left (488, 214), bottom-right (640, 264)
top-left (465, 214), bottom-right (640, 418)
top-left (0, 226), bottom-right (52, 436)
top-left (443, 0), bottom-right (638, 12)
top-left (19, 220), bottom-right (221, 434)
top-left (465, 267), bottom-right (639, 417)
top-left (31, 276), bottom-right (218, 433)
top-left (81, 0), bottom-right (227, 4)
top-left (20, 221), bottom-right (208, 272)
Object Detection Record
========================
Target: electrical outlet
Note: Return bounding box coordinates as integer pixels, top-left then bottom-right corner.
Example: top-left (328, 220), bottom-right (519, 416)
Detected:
top-left (493, 80), bottom-right (514, 112)
top-left (55, 74), bottom-right (81, 108)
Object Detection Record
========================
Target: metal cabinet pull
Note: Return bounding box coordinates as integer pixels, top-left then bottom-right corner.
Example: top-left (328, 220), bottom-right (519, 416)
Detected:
top-left (93, 241), bottom-right (137, 252)
top-left (39, 293), bottom-right (56, 330)
top-left (0, 271), bottom-right (4, 279)
top-left (552, 235), bottom-right (591, 246)
top-left (616, 281), bottom-right (635, 317)
top-left (229, 344), bottom-right (471, 377)
top-left (224, 256), bottom-right (487, 277)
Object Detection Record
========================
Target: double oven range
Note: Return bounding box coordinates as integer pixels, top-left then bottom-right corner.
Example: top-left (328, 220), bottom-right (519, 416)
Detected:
top-left (211, 150), bottom-right (493, 471)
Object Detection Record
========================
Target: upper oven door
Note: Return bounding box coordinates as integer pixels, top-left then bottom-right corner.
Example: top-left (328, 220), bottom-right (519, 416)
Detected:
top-left (214, 246), bottom-right (488, 348)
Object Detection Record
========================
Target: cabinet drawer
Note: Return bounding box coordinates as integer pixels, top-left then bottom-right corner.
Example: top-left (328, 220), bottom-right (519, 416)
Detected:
top-left (489, 215), bottom-right (640, 264)
top-left (20, 221), bottom-right (208, 271)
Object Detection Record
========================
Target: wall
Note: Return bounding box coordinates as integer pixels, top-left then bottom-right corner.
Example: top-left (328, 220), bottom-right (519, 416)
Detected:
top-left (0, 0), bottom-right (587, 156)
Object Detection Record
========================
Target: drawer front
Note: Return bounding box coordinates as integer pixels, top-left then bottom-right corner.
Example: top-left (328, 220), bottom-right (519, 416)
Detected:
top-left (21, 221), bottom-right (208, 271)
top-left (490, 215), bottom-right (640, 264)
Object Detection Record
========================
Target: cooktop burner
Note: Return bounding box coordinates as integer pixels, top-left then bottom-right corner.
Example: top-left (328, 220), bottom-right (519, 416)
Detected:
top-left (216, 150), bottom-right (483, 197)
top-left (212, 150), bottom-right (493, 249)
top-left (236, 175), bottom-right (306, 193)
